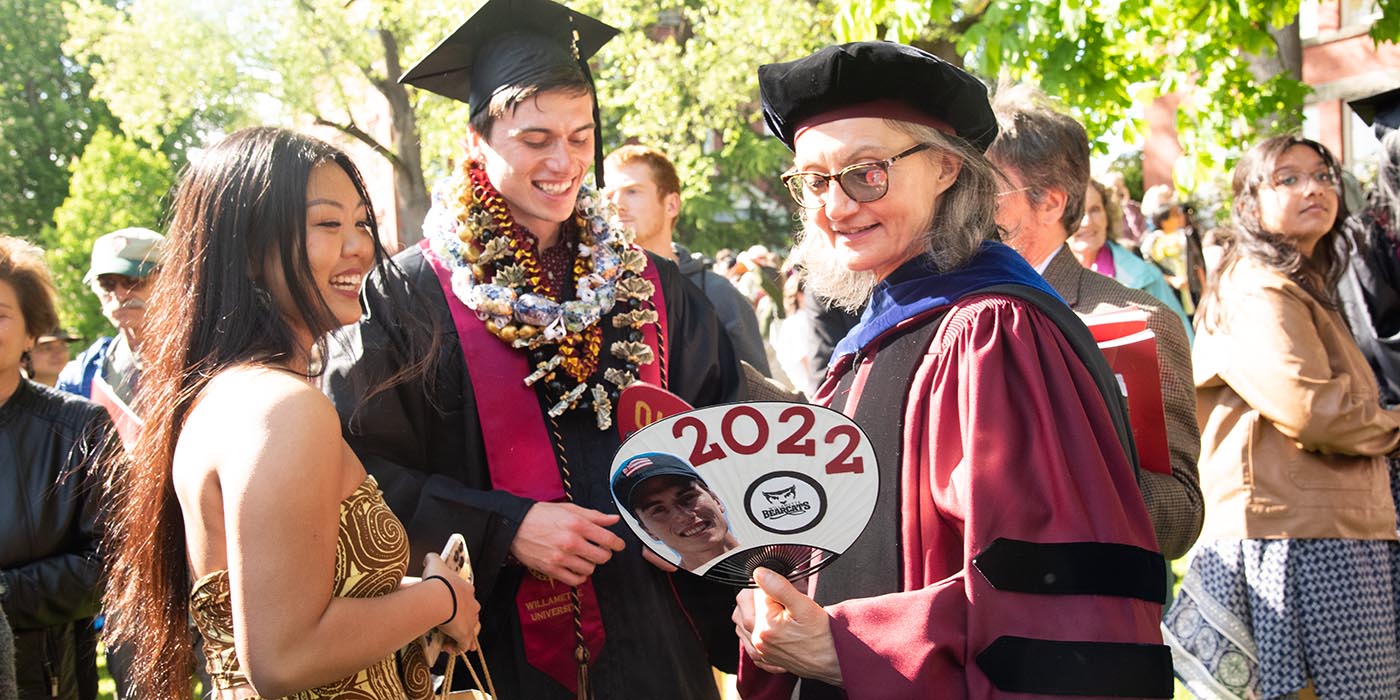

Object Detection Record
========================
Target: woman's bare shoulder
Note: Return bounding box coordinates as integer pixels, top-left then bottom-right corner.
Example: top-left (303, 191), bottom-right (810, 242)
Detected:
top-left (180, 365), bottom-right (343, 486)
top-left (194, 365), bottom-right (336, 424)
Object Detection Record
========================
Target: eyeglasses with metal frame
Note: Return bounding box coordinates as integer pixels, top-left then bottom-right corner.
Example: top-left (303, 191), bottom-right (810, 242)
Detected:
top-left (781, 143), bottom-right (933, 209)
top-left (1266, 169), bottom-right (1339, 193)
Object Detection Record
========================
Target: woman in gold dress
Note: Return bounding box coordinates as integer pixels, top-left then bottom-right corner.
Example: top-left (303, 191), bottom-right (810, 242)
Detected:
top-left (101, 127), bottom-right (481, 700)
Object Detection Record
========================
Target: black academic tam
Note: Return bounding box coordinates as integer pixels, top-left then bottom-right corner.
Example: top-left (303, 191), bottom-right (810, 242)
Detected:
top-left (758, 41), bottom-right (999, 153)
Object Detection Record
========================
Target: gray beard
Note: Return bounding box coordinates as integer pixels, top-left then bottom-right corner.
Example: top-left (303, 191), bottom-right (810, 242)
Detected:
top-left (790, 224), bottom-right (880, 313)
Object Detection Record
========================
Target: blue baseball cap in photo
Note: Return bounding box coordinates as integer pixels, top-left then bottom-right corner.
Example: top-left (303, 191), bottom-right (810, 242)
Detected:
top-left (611, 452), bottom-right (707, 514)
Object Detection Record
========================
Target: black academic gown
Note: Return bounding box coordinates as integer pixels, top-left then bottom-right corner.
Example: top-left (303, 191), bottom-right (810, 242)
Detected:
top-left (1342, 203), bottom-right (1400, 406)
top-left (324, 244), bottom-right (742, 700)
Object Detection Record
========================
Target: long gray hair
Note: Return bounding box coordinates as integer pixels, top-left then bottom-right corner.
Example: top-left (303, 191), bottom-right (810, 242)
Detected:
top-left (792, 121), bottom-right (1001, 311)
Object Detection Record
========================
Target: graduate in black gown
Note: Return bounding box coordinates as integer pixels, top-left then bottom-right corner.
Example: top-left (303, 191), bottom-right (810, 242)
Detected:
top-left (1343, 88), bottom-right (1400, 406)
top-left (322, 1), bottom-right (741, 697)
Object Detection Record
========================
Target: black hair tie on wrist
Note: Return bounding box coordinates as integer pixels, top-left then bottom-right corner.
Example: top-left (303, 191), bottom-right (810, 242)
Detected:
top-left (423, 575), bottom-right (457, 626)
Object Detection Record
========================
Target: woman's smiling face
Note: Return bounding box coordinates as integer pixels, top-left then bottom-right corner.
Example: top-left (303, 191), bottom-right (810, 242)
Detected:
top-left (792, 117), bottom-right (957, 281)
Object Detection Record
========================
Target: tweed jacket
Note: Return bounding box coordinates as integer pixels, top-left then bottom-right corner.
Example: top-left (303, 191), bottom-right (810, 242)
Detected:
top-left (1194, 259), bottom-right (1400, 540)
top-left (1043, 245), bottom-right (1204, 559)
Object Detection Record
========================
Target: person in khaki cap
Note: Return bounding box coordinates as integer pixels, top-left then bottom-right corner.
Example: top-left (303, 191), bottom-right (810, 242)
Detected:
top-left (54, 227), bottom-right (167, 700)
top-left (56, 227), bottom-right (164, 406)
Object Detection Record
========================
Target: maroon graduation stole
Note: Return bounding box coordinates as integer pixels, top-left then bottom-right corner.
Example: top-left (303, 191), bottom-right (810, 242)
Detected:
top-left (421, 239), bottom-right (669, 694)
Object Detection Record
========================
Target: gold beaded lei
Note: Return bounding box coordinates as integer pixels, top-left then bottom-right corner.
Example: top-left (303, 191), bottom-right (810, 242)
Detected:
top-left (425, 164), bottom-right (658, 430)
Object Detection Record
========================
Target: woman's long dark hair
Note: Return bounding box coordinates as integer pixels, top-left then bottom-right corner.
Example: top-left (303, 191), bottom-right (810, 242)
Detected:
top-left (101, 127), bottom-right (434, 699)
top-left (1197, 135), bottom-right (1352, 332)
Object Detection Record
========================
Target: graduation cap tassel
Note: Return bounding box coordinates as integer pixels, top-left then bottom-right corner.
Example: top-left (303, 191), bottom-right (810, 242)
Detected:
top-left (569, 16), bottom-right (606, 189)
top-left (582, 58), bottom-right (606, 189)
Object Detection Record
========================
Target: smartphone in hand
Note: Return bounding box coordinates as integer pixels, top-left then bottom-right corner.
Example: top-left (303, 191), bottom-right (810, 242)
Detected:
top-left (441, 533), bottom-right (474, 585)
top-left (423, 533), bottom-right (472, 658)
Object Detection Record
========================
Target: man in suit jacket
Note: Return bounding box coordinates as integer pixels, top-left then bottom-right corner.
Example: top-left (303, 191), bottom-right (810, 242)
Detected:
top-left (987, 85), bottom-right (1203, 559)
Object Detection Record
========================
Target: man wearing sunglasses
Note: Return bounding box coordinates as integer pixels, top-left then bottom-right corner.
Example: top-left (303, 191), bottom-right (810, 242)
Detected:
top-left (57, 227), bottom-right (163, 414)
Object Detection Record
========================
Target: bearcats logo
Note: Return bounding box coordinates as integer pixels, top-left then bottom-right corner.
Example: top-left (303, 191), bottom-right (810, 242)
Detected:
top-left (744, 471), bottom-right (826, 534)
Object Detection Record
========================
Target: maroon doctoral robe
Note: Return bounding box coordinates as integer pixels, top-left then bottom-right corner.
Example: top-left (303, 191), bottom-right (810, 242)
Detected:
top-left (740, 248), bottom-right (1169, 700)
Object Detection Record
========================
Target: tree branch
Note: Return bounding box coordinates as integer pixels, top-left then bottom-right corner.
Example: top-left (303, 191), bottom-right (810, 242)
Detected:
top-left (950, 0), bottom-right (990, 34)
top-left (380, 28), bottom-right (403, 83)
top-left (313, 117), bottom-right (406, 172)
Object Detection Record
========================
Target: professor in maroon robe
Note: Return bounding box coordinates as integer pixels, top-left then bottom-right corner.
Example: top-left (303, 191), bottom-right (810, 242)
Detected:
top-left (732, 42), bottom-right (1173, 699)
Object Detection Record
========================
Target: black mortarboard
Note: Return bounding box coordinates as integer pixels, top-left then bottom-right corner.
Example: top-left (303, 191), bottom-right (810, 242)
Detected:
top-left (400, 0), bottom-right (619, 183)
top-left (758, 42), bottom-right (998, 153)
top-left (1348, 86), bottom-right (1400, 138)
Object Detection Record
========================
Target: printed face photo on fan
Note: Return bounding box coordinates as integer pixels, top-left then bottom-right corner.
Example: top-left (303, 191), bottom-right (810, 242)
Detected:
top-left (631, 474), bottom-right (741, 568)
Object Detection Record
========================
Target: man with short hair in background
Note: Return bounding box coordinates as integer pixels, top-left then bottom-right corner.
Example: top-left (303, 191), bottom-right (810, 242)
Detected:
top-left (987, 85), bottom-right (1203, 561)
top-left (604, 145), bottom-right (772, 376)
top-left (1105, 171), bottom-right (1147, 248)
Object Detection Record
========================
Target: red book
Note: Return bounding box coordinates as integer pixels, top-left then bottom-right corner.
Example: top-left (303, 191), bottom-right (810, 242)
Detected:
top-left (1083, 308), bottom-right (1171, 475)
top-left (91, 374), bottom-right (142, 452)
top-left (1083, 305), bottom-right (1149, 344)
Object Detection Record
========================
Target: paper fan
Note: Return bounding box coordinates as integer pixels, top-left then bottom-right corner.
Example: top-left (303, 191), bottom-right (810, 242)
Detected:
top-left (609, 400), bottom-right (878, 586)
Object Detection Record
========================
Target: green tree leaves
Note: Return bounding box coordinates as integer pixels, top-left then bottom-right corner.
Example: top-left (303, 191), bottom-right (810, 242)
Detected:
top-left (591, 0), bottom-right (835, 252)
top-left (833, 0), bottom-right (1398, 196)
top-left (0, 0), bottom-right (117, 239)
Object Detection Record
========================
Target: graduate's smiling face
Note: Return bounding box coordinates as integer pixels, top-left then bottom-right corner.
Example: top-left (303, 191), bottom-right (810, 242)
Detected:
top-left (469, 89), bottom-right (596, 238)
top-left (632, 475), bottom-right (734, 566)
top-left (792, 117), bottom-right (957, 281)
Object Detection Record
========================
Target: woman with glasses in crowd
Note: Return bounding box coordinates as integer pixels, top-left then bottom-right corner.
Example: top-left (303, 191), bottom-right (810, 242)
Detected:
top-left (1165, 135), bottom-right (1400, 699)
top-left (0, 236), bottom-right (111, 699)
top-left (100, 127), bottom-right (480, 700)
top-left (732, 42), bottom-right (1170, 699)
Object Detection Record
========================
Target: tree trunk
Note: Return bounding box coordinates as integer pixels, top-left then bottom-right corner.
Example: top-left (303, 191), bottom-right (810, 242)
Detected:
top-left (1248, 18), bottom-right (1302, 82)
top-left (378, 28), bottom-right (430, 250)
top-left (1270, 19), bottom-right (1304, 81)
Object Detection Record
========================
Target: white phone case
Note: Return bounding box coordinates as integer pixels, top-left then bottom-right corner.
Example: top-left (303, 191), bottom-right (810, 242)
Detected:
top-left (423, 533), bottom-right (473, 656)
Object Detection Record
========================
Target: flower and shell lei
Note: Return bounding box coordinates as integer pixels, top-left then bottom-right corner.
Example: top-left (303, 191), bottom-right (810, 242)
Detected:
top-left (423, 164), bottom-right (658, 430)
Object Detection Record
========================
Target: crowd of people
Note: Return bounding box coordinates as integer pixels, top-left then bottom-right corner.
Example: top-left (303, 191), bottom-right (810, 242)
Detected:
top-left (3, 0), bottom-right (1399, 698)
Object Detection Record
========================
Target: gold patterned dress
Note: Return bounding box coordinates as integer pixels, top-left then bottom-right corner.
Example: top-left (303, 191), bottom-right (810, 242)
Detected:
top-left (189, 476), bottom-right (432, 700)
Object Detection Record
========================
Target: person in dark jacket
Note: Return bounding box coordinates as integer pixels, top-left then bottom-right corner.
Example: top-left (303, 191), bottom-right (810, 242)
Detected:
top-left (0, 236), bottom-right (111, 700)
top-left (604, 144), bottom-right (773, 376)
top-left (1342, 87), bottom-right (1400, 407)
top-left (1, 596), bottom-right (18, 700)
top-left (325, 2), bottom-right (742, 696)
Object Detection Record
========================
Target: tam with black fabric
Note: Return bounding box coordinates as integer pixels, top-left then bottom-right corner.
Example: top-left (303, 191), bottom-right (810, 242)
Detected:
top-left (757, 42), bottom-right (999, 153)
